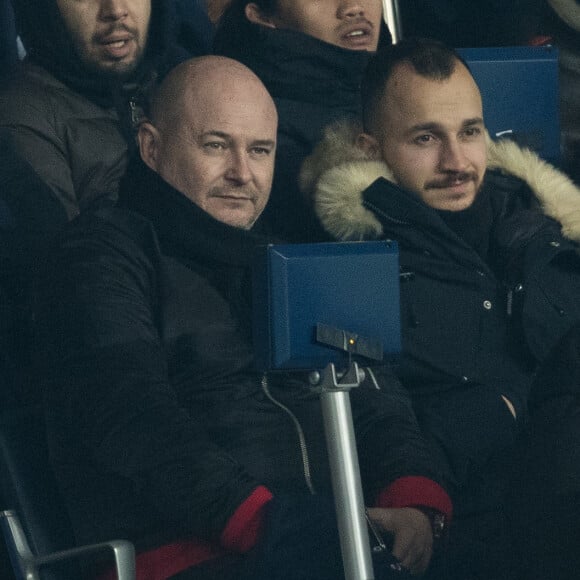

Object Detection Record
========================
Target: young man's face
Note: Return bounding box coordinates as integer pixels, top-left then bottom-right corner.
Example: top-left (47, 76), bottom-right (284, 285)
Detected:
top-left (248, 0), bottom-right (383, 51)
top-left (56, 0), bottom-right (151, 77)
top-left (139, 62), bottom-right (278, 230)
top-left (368, 60), bottom-right (487, 212)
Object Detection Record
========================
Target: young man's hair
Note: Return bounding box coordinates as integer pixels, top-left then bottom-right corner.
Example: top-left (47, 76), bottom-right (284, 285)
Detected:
top-left (361, 37), bottom-right (471, 133)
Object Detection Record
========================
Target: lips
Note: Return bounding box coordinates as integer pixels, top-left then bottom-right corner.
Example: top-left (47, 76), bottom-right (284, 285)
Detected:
top-left (96, 29), bottom-right (135, 59)
top-left (340, 20), bottom-right (374, 48)
top-left (214, 195), bottom-right (253, 203)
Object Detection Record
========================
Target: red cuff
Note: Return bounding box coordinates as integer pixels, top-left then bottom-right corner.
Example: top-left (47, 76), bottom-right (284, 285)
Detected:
top-left (376, 476), bottom-right (453, 521)
top-left (527, 35), bottom-right (553, 46)
top-left (220, 485), bottom-right (273, 553)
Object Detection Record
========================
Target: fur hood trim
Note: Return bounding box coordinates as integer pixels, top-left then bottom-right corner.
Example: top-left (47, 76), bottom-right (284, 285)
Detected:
top-left (547, 0), bottom-right (580, 32)
top-left (300, 119), bottom-right (580, 242)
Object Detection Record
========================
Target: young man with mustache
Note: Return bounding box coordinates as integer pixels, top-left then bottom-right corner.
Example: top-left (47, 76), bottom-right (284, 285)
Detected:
top-left (302, 37), bottom-right (580, 580)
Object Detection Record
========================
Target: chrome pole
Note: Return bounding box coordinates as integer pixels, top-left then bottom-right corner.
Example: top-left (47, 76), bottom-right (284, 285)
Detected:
top-left (318, 363), bottom-right (375, 580)
top-left (383, 0), bottom-right (403, 43)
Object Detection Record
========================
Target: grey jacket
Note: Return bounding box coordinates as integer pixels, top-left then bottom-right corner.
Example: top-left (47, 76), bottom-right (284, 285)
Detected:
top-left (0, 63), bottom-right (126, 220)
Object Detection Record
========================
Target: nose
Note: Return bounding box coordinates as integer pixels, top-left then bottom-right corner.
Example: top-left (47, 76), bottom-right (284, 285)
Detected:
top-left (98, 0), bottom-right (129, 21)
top-left (439, 138), bottom-right (469, 173)
top-left (338, 1), bottom-right (365, 19)
top-left (225, 150), bottom-right (252, 184)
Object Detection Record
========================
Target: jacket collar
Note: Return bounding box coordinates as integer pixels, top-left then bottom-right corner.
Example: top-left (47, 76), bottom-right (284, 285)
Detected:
top-left (119, 159), bottom-right (272, 268)
top-left (300, 119), bottom-right (580, 242)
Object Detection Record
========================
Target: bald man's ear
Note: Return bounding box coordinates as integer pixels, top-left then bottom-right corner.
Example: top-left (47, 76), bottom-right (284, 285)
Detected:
top-left (245, 3), bottom-right (277, 28)
top-left (138, 122), bottom-right (161, 171)
top-left (356, 133), bottom-right (381, 159)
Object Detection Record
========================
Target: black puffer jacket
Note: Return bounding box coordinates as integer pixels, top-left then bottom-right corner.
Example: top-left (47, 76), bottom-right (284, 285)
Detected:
top-left (37, 160), bottom-right (451, 564)
top-left (214, 22), bottom-right (383, 242)
top-left (302, 120), bottom-right (580, 510)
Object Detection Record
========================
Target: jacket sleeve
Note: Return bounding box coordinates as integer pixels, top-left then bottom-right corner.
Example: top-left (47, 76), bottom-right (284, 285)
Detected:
top-left (0, 96), bottom-right (79, 220)
top-left (0, 78), bottom-right (124, 221)
top-left (493, 205), bottom-right (580, 363)
top-left (519, 237), bottom-right (580, 363)
top-left (0, 130), bottom-right (69, 268)
top-left (36, 212), bottom-right (269, 544)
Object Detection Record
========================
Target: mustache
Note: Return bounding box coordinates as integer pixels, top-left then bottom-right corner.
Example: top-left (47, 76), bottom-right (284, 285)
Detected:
top-left (426, 172), bottom-right (477, 189)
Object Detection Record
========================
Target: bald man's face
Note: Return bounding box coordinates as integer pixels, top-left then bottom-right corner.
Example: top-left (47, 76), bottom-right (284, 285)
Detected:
top-left (139, 63), bottom-right (277, 229)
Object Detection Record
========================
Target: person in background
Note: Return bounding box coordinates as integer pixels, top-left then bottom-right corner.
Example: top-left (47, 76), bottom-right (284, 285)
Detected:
top-left (36, 55), bottom-right (453, 580)
top-left (213, 0), bottom-right (390, 242)
top-left (0, 0), bottom-right (191, 227)
top-left (0, 0), bottom-right (205, 407)
top-left (206, 0), bottom-right (232, 23)
top-left (301, 37), bottom-right (580, 580)
top-left (174, 0), bottom-right (215, 56)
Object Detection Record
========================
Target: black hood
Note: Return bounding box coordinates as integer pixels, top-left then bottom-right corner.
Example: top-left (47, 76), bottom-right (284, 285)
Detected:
top-left (12, 0), bottom-right (183, 108)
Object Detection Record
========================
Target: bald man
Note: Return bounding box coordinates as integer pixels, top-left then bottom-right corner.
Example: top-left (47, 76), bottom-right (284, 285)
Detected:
top-left (36, 56), bottom-right (452, 580)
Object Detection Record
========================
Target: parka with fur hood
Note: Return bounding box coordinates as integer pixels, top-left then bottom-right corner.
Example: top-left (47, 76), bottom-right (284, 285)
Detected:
top-left (301, 120), bottom-right (580, 514)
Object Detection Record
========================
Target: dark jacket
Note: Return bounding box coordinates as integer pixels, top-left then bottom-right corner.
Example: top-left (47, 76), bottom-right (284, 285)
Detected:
top-left (0, 64), bottom-right (128, 222)
top-left (0, 0), bottom-right (188, 225)
top-left (302, 120), bottom-right (580, 508)
top-left (0, 0), bottom-right (191, 406)
top-left (37, 160), bottom-right (451, 578)
top-left (214, 23), bottom-right (379, 242)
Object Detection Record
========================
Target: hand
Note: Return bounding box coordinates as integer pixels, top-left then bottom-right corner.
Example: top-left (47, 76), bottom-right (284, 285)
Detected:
top-left (366, 507), bottom-right (433, 575)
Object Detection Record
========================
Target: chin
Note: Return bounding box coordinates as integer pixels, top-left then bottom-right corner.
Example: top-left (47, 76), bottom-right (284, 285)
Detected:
top-left (87, 56), bottom-right (141, 80)
top-left (445, 197), bottom-right (476, 212)
top-left (218, 215), bottom-right (255, 230)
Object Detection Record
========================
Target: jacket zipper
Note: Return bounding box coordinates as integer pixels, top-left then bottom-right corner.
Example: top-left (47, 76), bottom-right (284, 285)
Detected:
top-left (261, 374), bottom-right (317, 495)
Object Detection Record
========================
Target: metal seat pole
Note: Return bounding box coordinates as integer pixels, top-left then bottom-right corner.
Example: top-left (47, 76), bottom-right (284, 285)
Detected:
top-left (316, 363), bottom-right (375, 580)
top-left (383, 0), bottom-right (403, 42)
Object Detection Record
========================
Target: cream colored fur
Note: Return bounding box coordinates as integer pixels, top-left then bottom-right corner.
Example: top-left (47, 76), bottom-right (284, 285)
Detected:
top-left (300, 119), bottom-right (580, 242)
top-left (487, 137), bottom-right (580, 241)
top-left (547, 0), bottom-right (580, 32)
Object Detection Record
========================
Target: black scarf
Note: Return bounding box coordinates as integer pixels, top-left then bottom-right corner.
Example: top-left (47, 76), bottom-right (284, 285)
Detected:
top-left (215, 23), bottom-right (372, 113)
top-left (119, 159), bottom-right (275, 332)
top-left (435, 184), bottom-right (494, 261)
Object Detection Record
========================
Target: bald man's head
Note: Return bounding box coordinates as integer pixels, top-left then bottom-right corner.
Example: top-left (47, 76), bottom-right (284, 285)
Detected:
top-left (138, 56), bottom-right (278, 229)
